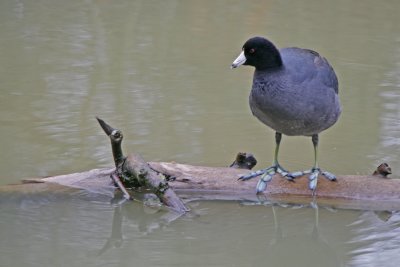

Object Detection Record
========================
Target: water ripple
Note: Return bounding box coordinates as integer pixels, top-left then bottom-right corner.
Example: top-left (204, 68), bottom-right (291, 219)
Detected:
top-left (348, 211), bottom-right (400, 267)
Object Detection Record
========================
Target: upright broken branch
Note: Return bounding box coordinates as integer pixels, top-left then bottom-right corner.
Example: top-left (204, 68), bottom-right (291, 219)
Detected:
top-left (97, 117), bottom-right (189, 213)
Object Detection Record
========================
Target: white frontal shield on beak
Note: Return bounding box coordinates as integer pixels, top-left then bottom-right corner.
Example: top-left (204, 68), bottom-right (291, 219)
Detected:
top-left (231, 51), bottom-right (246, 69)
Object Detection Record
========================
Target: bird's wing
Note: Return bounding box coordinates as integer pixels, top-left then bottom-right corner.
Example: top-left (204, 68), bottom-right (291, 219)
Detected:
top-left (280, 47), bottom-right (339, 94)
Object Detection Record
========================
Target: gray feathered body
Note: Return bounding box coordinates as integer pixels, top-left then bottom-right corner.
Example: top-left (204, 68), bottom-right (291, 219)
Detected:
top-left (249, 47), bottom-right (341, 136)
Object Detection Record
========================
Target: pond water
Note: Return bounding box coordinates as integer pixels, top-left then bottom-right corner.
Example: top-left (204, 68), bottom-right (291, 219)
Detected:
top-left (1, 191), bottom-right (400, 267)
top-left (1, 0), bottom-right (400, 266)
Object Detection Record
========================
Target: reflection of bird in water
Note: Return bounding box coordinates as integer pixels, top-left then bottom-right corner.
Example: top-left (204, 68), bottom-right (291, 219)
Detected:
top-left (250, 200), bottom-right (342, 266)
top-left (232, 37), bottom-right (341, 192)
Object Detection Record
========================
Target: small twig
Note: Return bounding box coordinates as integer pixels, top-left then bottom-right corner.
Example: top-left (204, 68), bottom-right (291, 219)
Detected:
top-left (110, 172), bottom-right (133, 200)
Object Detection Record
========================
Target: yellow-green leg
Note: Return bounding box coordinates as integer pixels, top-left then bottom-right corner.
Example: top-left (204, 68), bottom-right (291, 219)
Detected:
top-left (238, 132), bottom-right (293, 193)
top-left (289, 134), bottom-right (337, 192)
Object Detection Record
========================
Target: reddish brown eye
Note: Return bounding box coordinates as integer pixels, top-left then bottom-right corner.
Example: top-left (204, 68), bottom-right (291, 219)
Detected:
top-left (249, 48), bottom-right (255, 54)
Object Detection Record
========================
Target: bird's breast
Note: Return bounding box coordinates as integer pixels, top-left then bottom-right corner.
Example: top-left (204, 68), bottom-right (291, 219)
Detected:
top-left (249, 80), bottom-right (340, 136)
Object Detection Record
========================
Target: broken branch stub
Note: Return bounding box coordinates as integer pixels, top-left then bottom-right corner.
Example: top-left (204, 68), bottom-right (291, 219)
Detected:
top-left (97, 117), bottom-right (189, 213)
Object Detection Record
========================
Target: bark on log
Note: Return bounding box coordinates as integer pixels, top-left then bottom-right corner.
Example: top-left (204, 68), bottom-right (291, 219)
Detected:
top-left (14, 157), bottom-right (400, 211)
top-left (149, 161), bottom-right (400, 211)
top-left (2, 118), bottom-right (398, 212)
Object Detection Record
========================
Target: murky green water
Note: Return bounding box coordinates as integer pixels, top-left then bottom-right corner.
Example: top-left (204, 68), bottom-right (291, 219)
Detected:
top-left (1, 0), bottom-right (400, 266)
top-left (1, 191), bottom-right (400, 267)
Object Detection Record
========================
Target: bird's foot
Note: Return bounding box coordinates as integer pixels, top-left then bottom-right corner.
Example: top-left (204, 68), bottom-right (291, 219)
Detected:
top-left (288, 168), bottom-right (337, 191)
top-left (238, 164), bottom-right (293, 193)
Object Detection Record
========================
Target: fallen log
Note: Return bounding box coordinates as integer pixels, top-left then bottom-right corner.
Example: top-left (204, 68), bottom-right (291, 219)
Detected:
top-left (2, 118), bottom-right (399, 211)
top-left (13, 159), bottom-right (399, 211)
top-left (150, 161), bottom-right (400, 211)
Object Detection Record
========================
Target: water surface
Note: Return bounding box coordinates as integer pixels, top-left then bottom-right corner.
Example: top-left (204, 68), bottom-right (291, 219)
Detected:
top-left (1, 0), bottom-right (400, 266)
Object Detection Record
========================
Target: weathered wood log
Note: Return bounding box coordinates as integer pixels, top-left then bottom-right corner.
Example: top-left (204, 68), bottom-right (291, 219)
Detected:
top-left (149, 161), bottom-right (400, 211)
top-left (2, 118), bottom-right (399, 211)
top-left (150, 162), bottom-right (397, 199)
top-left (14, 159), bottom-right (400, 211)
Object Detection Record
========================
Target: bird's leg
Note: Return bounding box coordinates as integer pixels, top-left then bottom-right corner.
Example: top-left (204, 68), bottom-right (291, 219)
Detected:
top-left (238, 132), bottom-right (293, 193)
top-left (288, 134), bottom-right (337, 191)
top-left (305, 134), bottom-right (322, 191)
top-left (271, 132), bottom-right (291, 176)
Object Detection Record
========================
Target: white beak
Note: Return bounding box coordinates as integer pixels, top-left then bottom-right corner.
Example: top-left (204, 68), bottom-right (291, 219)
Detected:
top-left (231, 51), bottom-right (246, 69)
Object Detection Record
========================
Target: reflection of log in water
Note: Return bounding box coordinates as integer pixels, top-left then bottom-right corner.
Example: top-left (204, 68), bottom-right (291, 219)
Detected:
top-left (97, 195), bottom-right (185, 255)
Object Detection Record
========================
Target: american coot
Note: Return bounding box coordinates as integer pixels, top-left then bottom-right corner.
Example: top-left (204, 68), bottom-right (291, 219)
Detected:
top-left (231, 36), bottom-right (341, 193)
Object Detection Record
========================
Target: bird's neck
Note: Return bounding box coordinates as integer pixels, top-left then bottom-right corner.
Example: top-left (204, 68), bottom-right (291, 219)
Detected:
top-left (255, 47), bottom-right (283, 71)
top-left (254, 65), bottom-right (284, 79)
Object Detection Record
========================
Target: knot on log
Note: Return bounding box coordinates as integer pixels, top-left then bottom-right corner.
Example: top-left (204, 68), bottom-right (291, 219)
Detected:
top-left (229, 152), bottom-right (257, 170)
top-left (372, 163), bottom-right (392, 178)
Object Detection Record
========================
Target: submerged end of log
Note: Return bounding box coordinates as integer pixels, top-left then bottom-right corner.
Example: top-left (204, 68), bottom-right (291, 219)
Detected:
top-left (5, 161), bottom-right (400, 211)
